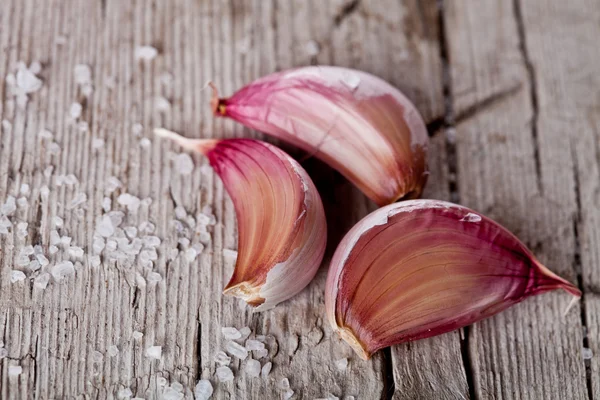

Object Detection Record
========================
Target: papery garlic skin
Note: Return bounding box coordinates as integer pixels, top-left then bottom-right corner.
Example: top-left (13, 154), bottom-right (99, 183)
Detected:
top-left (155, 129), bottom-right (327, 311)
top-left (325, 200), bottom-right (581, 360)
top-left (211, 66), bottom-right (429, 206)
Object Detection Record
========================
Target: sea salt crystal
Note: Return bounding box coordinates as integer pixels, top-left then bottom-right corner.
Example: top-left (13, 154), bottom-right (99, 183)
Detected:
top-left (222, 249), bottom-right (238, 262)
top-left (92, 138), bottom-right (104, 149)
top-left (70, 102), bottom-right (82, 119)
top-left (8, 365), bottom-right (22, 376)
top-left (143, 235), bottom-right (161, 247)
top-left (0, 348), bottom-right (7, 359)
top-left (261, 362), bottom-right (272, 379)
top-left (124, 226), bottom-right (138, 238)
top-left (20, 183), bottom-right (30, 196)
top-left (74, 64), bottom-right (92, 85)
top-left (51, 261), bottom-right (75, 281)
top-left (341, 72), bottom-right (361, 90)
top-left (305, 40), bottom-right (320, 56)
top-left (90, 255), bottom-right (101, 268)
top-left (49, 245), bottom-right (59, 255)
top-left (174, 153), bottom-right (194, 175)
top-left (50, 230), bottom-right (61, 246)
top-left (245, 340), bottom-right (265, 351)
top-left (36, 253), bottom-right (49, 267)
top-left (132, 331), bottom-right (143, 340)
top-left (39, 129), bottom-right (53, 140)
top-left (460, 212), bottom-right (482, 223)
top-left (92, 236), bottom-right (105, 253)
top-left (216, 366), bottom-right (234, 382)
top-left (69, 192), bottom-right (87, 209)
top-left (16, 66), bottom-right (42, 93)
top-left (255, 348), bottom-right (268, 359)
top-left (29, 61), bottom-right (42, 75)
top-left (278, 378), bottom-right (290, 390)
top-left (106, 176), bottom-right (122, 194)
top-left (135, 46), bottom-right (158, 61)
top-left (40, 185), bottom-right (50, 199)
top-left (78, 121), bottom-right (89, 133)
top-left (174, 206), bottom-right (187, 220)
top-left (34, 273), bottom-right (50, 289)
top-left (154, 97), bottom-right (170, 112)
top-left (225, 341), bottom-right (248, 360)
top-left (60, 235), bottom-right (72, 247)
top-left (283, 390), bottom-right (294, 400)
top-left (171, 382), bottom-right (184, 392)
top-left (214, 351), bottom-right (231, 366)
top-left (145, 345), bottom-right (162, 359)
top-left (222, 327), bottom-right (242, 340)
top-left (117, 388), bottom-right (132, 399)
top-left (335, 358), bottom-right (348, 370)
top-left (185, 247), bottom-right (198, 262)
top-left (1, 120), bottom-right (11, 133)
top-left (68, 246), bottom-right (84, 258)
top-left (106, 239), bottom-right (118, 252)
top-left (147, 272), bottom-right (162, 284)
top-left (92, 350), bottom-right (104, 363)
top-left (162, 387), bottom-right (183, 400)
top-left (17, 197), bottom-right (28, 208)
top-left (583, 347), bottom-right (593, 360)
top-left (20, 245), bottom-right (34, 256)
top-left (47, 141), bottom-right (61, 155)
top-left (178, 237), bottom-right (190, 248)
top-left (11, 270), bottom-right (26, 283)
top-left (139, 138), bottom-right (151, 147)
top-left (97, 215), bottom-right (115, 237)
top-left (107, 345), bottom-right (119, 357)
top-left (54, 216), bottom-right (64, 228)
top-left (81, 84), bottom-right (93, 97)
top-left (16, 222), bottom-right (28, 239)
top-left (118, 193), bottom-right (141, 213)
top-left (16, 255), bottom-right (30, 267)
top-left (0, 215), bottom-right (12, 234)
top-left (194, 380), bottom-right (213, 400)
top-left (199, 231), bottom-right (211, 244)
top-left (1, 196), bottom-right (17, 215)
top-left (157, 377), bottom-right (168, 386)
top-left (100, 197), bottom-right (111, 212)
top-left (245, 359), bottom-right (261, 378)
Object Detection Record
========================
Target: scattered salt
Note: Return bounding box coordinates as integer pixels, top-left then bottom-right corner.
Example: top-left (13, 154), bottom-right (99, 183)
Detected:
top-left (16, 255), bottom-right (30, 267)
top-left (106, 176), bottom-right (122, 194)
top-left (90, 255), bottom-right (101, 268)
top-left (74, 64), bottom-right (92, 85)
top-left (305, 40), bottom-right (320, 56)
top-left (118, 193), bottom-right (141, 213)
top-left (38, 129), bottom-right (53, 140)
top-left (162, 387), bottom-right (184, 400)
top-left (214, 351), bottom-right (231, 366)
top-left (178, 237), bottom-right (190, 248)
top-left (17, 197), bottom-right (28, 208)
top-left (49, 245), bottom-right (59, 255)
top-left (139, 138), bottom-right (151, 147)
top-left (69, 192), bottom-right (87, 209)
top-left (16, 66), bottom-right (42, 93)
top-left (8, 365), bottom-right (22, 376)
top-left (20, 183), bottom-right (30, 195)
top-left (60, 235), bottom-right (72, 247)
top-left (96, 215), bottom-right (115, 237)
top-left (282, 390), bottom-right (294, 400)
top-left (48, 142), bottom-right (61, 155)
top-left (255, 348), bottom-right (268, 359)
top-left (185, 247), bottom-right (198, 262)
top-left (194, 380), bottom-right (213, 400)
top-left (20, 245), bottom-right (34, 256)
top-left (174, 153), bottom-right (194, 175)
top-left (0, 215), bottom-right (12, 234)
top-left (335, 358), bottom-right (348, 371)
top-left (341, 72), bottom-right (361, 90)
top-left (34, 273), bottom-right (50, 289)
top-left (11, 270), bottom-right (26, 283)
top-left (107, 345), bottom-right (119, 357)
top-left (225, 341), bottom-right (248, 360)
top-left (51, 261), bottom-right (75, 281)
top-left (157, 377), bottom-right (168, 386)
top-left (135, 46), bottom-right (158, 61)
top-left (102, 197), bottom-right (112, 212)
top-left (70, 102), bottom-right (82, 119)
top-left (245, 359), bottom-right (261, 378)
top-left (145, 346), bottom-right (162, 359)
top-left (28, 260), bottom-right (41, 272)
top-left (36, 253), bottom-right (49, 267)
top-left (132, 331), bottom-right (143, 340)
top-left (1, 120), bottom-right (11, 133)
top-left (29, 61), bottom-right (42, 75)
top-left (117, 388), bottom-right (133, 399)
top-left (142, 235), bottom-right (161, 247)
top-left (0, 348), bottom-right (7, 359)
top-left (68, 246), bottom-right (84, 258)
top-left (92, 350), bottom-right (104, 363)
top-left (460, 212), bottom-right (482, 223)
top-left (222, 327), bottom-right (242, 340)
top-left (78, 121), bottom-right (89, 133)
top-left (215, 366), bottom-right (234, 382)
top-left (154, 97), bottom-right (171, 112)
top-left (278, 378), bottom-right (290, 390)
top-left (583, 347), bottom-right (593, 360)
top-left (1, 196), bottom-right (17, 215)
top-left (261, 361), bottom-right (272, 379)
top-left (54, 216), bottom-right (64, 228)
top-left (147, 272), bottom-right (162, 284)
top-left (245, 339), bottom-right (265, 351)
top-left (92, 138), bottom-right (104, 149)
top-left (40, 185), bottom-right (50, 199)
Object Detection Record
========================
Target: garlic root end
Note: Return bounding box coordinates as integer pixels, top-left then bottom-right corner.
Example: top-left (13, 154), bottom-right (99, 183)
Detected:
top-left (153, 128), bottom-right (217, 154)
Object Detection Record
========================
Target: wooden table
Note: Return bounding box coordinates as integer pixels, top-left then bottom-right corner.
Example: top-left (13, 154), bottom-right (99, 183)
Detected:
top-left (1, 0), bottom-right (598, 399)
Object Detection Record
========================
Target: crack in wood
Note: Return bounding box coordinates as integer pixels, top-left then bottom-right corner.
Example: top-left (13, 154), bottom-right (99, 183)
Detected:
top-left (513, 0), bottom-right (542, 194)
top-left (333, 0), bottom-right (361, 27)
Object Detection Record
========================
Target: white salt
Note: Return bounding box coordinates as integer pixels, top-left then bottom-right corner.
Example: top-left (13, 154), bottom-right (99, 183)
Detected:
top-left (185, 247), bottom-right (198, 262)
top-left (81, 84), bottom-right (93, 97)
top-left (341, 72), bottom-right (361, 90)
top-left (8, 365), bottom-right (22, 376)
top-left (145, 345), bottom-right (162, 359)
top-left (92, 350), bottom-right (104, 362)
top-left (40, 185), bottom-right (50, 199)
top-left (1, 196), bottom-right (17, 215)
top-left (60, 236), bottom-right (72, 247)
top-left (0, 215), bottom-right (12, 234)
top-left (255, 348), bottom-right (268, 359)
top-left (118, 193), bottom-right (141, 213)
top-left (51, 261), bottom-right (75, 281)
top-left (261, 362), bottom-right (272, 379)
top-left (283, 390), bottom-right (294, 400)
top-left (162, 387), bottom-right (184, 400)
top-left (154, 96), bottom-right (170, 112)
top-left (96, 215), bottom-right (115, 237)
top-left (117, 388), bottom-right (132, 399)
top-left (17, 255), bottom-right (30, 267)
top-left (78, 121), bottom-right (89, 133)
top-left (17, 197), bottom-right (28, 208)
top-left (214, 351), bottom-right (231, 366)
top-left (215, 366), bottom-right (234, 382)
top-left (11, 270), bottom-right (26, 283)
top-left (107, 345), bottom-right (119, 357)
top-left (0, 348), bottom-right (7, 359)
top-left (28, 260), bottom-right (41, 273)
top-left (174, 206), bottom-right (187, 220)
top-left (199, 231), bottom-right (211, 244)
top-left (157, 377), bottom-right (168, 386)
top-left (92, 138), bottom-right (104, 149)
top-left (16, 222), bottom-right (28, 239)
top-left (583, 347), bottom-right (593, 360)
top-left (105, 239), bottom-right (117, 252)
top-left (90, 255), bottom-right (101, 268)
top-left (38, 129), bottom-right (53, 140)
top-left (132, 123), bottom-right (143, 136)
top-left (102, 197), bottom-right (112, 212)
top-left (147, 272), bottom-right (162, 284)
top-left (16, 67), bottom-right (42, 93)
top-left (49, 245), bottom-right (59, 255)
top-left (106, 176), bottom-right (122, 193)
top-left (1, 119), bottom-right (11, 133)
top-left (174, 153), bottom-right (194, 175)
top-left (69, 192), bottom-right (87, 209)
top-left (132, 331), bottom-right (143, 340)
top-left (70, 102), bottom-right (82, 119)
top-left (92, 236), bottom-right (105, 254)
top-left (135, 46), bottom-right (158, 61)
top-left (36, 253), bottom-right (49, 267)
top-left (245, 359), bottom-right (261, 378)
top-left (225, 341), bottom-right (248, 360)
top-left (222, 249), bottom-right (238, 262)
top-left (20, 245), bottom-right (34, 256)
top-left (20, 183), bottom-right (30, 196)
top-left (222, 327), bottom-right (242, 340)
top-left (305, 40), bottom-right (320, 56)
top-left (278, 378), bottom-right (290, 390)
top-left (54, 216), bottom-right (64, 228)
top-left (335, 358), bottom-right (348, 370)
top-left (194, 380), bottom-right (213, 400)
top-left (245, 339), bottom-right (265, 351)
top-left (171, 382), bottom-right (184, 392)
top-left (68, 246), bottom-right (84, 258)
top-left (50, 230), bottom-right (61, 245)
top-left (74, 64), bottom-right (92, 85)
top-left (142, 235), bottom-right (161, 247)
top-left (29, 61), bottom-right (42, 75)
top-left (139, 138), bottom-right (151, 147)
top-left (34, 273), bottom-right (50, 289)
top-left (178, 237), bottom-right (190, 248)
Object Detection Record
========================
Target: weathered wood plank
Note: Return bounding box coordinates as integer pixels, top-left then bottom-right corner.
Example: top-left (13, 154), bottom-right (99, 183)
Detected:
top-left (445, 0), bottom-right (589, 398)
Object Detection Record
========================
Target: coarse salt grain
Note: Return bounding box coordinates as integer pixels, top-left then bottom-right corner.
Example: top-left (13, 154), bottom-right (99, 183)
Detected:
top-left (117, 388), bottom-right (133, 399)
top-left (107, 345), bottom-right (119, 357)
top-left (20, 245), bottom-right (34, 256)
top-left (10, 270), bottom-right (26, 283)
top-left (214, 351), bottom-right (231, 366)
top-left (135, 46), bottom-right (158, 61)
top-left (68, 246), bottom-right (84, 258)
top-left (8, 365), bottom-right (22, 376)
top-left (40, 185), bottom-right (50, 199)
top-left (92, 138), bottom-right (105, 149)
top-left (225, 341), bottom-right (248, 360)
top-left (162, 387), bottom-right (183, 400)
top-left (185, 247), bottom-right (198, 262)
top-left (140, 138), bottom-right (151, 147)
top-left (145, 346), bottom-right (162, 359)
top-left (90, 255), bottom-right (101, 268)
top-left (194, 380), bottom-right (213, 400)
top-left (54, 216), bottom-right (64, 228)
top-left (51, 261), bottom-right (75, 281)
top-left (74, 64), bottom-right (92, 85)
top-left (92, 350), bottom-right (104, 363)
top-left (222, 327), bottom-right (242, 340)
top-left (29, 61), bottom-right (42, 75)
top-left (17, 197), bottom-right (28, 208)
top-left (20, 183), bottom-right (30, 195)
top-left (245, 359), bottom-right (261, 378)
top-left (174, 153), bottom-right (194, 175)
top-left (282, 390), bottom-right (294, 400)
top-left (261, 361), bottom-right (272, 379)
top-left (38, 129), bottom-right (53, 140)
top-left (36, 253), bottom-right (49, 267)
top-left (16, 66), bottom-right (42, 93)
top-left (335, 358), bottom-right (348, 370)
top-left (78, 121), bottom-right (89, 133)
top-left (69, 192), bottom-right (87, 209)
top-left (583, 347), bottom-right (593, 360)
top-left (255, 349), bottom-right (268, 359)
top-left (147, 272), bottom-right (162, 284)
top-left (70, 102), bottom-right (82, 119)
top-left (0, 348), bottom-right (7, 359)
top-left (34, 273), bottom-right (50, 289)
top-left (245, 339), bottom-right (265, 351)
top-left (215, 366), bottom-right (234, 382)
top-left (106, 176), bottom-right (122, 193)
top-left (278, 378), bottom-right (290, 390)
top-left (118, 193), bottom-right (141, 213)
top-left (305, 40), bottom-right (320, 56)
top-left (154, 97), bottom-right (170, 112)
top-left (132, 331), bottom-right (143, 340)
top-left (96, 215), bottom-right (115, 237)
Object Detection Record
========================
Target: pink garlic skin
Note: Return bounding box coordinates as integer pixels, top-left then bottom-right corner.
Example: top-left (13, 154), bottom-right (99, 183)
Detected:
top-left (213, 66), bottom-right (429, 206)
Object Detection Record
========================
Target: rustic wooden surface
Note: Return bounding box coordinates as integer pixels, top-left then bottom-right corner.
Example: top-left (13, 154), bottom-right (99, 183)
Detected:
top-left (0, 0), bottom-right (597, 399)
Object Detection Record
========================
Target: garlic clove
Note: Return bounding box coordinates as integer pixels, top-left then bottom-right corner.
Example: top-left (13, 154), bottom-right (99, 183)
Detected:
top-left (155, 129), bottom-right (327, 311)
top-left (325, 199), bottom-right (580, 360)
top-left (210, 66), bottom-right (429, 206)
